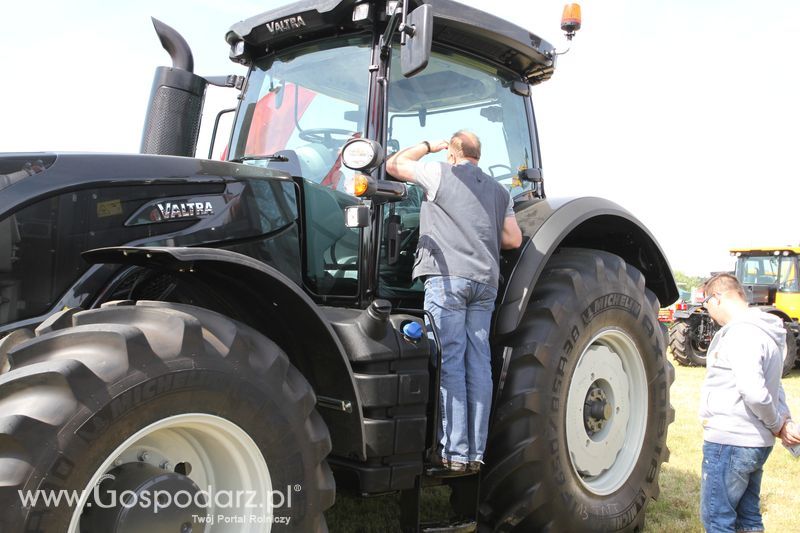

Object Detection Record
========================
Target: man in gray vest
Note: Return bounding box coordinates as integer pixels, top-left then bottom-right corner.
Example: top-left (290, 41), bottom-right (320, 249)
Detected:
top-left (386, 130), bottom-right (522, 472)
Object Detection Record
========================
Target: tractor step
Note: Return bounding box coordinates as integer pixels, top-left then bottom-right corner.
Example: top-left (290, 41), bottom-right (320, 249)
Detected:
top-left (424, 466), bottom-right (478, 478)
top-left (421, 520), bottom-right (478, 533)
top-left (401, 472), bottom-right (480, 533)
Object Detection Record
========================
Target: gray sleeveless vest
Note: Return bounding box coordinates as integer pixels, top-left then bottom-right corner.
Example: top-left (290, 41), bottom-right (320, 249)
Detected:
top-left (412, 161), bottom-right (510, 288)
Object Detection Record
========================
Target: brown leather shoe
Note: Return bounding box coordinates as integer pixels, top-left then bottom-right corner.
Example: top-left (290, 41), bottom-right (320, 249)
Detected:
top-left (467, 461), bottom-right (482, 473)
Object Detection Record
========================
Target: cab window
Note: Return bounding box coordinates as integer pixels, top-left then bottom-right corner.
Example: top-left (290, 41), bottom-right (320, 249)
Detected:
top-left (378, 44), bottom-right (535, 299)
top-left (231, 35), bottom-right (373, 297)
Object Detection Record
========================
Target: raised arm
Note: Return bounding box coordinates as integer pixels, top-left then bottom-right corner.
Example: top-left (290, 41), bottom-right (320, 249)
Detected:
top-left (385, 140), bottom-right (448, 182)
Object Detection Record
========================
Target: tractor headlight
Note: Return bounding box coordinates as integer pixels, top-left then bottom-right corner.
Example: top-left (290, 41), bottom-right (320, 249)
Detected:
top-left (230, 40), bottom-right (245, 59)
top-left (352, 2), bottom-right (371, 21)
top-left (341, 139), bottom-right (384, 171)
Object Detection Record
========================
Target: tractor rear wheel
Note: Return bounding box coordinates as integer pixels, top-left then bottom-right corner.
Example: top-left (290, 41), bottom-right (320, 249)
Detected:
top-left (0, 301), bottom-right (334, 532)
top-left (669, 319), bottom-right (709, 367)
top-left (479, 248), bottom-right (674, 532)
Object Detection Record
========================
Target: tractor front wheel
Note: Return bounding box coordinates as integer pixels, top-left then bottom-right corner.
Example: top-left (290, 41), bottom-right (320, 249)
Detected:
top-left (0, 301), bottom-right (334, 532)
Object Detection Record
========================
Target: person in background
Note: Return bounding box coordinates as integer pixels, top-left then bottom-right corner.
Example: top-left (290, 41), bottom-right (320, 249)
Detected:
top-left (698, 273), bottom-right (800, 532)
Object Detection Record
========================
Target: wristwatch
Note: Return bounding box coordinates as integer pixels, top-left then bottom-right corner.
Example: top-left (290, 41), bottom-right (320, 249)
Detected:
top-left (421, 141), bottom-right (431, 153)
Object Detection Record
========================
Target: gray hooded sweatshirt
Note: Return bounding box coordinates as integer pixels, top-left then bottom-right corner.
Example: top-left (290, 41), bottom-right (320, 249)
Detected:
top-left (699, 308), bottom-right (792, 447)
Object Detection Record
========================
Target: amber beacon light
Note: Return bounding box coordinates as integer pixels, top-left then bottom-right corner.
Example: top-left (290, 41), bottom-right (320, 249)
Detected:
top-left (561, 3), bottom-right (582, 40)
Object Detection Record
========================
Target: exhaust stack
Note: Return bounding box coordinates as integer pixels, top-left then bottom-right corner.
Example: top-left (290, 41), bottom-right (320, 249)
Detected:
top-left (140, 18), bottom-right (207, 157)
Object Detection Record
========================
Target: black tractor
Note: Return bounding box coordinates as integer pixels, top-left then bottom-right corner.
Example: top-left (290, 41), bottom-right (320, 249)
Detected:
top-left (0, 1), bottom-right (678, 531)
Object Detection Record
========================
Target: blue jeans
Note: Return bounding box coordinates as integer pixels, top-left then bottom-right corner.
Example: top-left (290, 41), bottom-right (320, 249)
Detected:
top-left (424, 275), bottom-right (497, 464)
top-left (701, 441), bottom-right (773, 533)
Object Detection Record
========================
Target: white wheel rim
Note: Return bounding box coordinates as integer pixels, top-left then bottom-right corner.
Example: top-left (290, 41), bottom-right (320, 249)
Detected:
top-left (68, 413), bottom-right (272, 533)
top-left (565, 328), bottom-right (648, 495)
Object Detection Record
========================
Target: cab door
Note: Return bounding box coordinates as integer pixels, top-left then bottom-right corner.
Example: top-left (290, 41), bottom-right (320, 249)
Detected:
top-left (377, 45), bottom-right (538, 302)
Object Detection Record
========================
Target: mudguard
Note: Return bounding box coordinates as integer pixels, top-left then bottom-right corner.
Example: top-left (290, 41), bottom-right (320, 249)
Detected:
top-left (83, 245), bottom-right (367, 460)
top-left (495, 196), bottom-right (678, 336)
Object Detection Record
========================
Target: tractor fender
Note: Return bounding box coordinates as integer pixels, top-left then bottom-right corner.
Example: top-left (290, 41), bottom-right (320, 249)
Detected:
top-left (83, 246), bottom-right (367, 460)
top-left (495, 196), bottom-right (678, 337)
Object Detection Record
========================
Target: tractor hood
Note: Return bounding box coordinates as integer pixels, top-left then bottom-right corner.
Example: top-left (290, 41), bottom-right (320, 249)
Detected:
top-left (226, 0), bottom-right (556, 84)
top-left (0, 153), bottom-right (293, 220)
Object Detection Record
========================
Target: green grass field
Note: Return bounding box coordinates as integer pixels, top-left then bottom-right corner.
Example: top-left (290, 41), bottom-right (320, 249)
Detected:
top-left (326, 363), bottom-right (800, 532)
top-left (644, 363), bottom-right (800, 532)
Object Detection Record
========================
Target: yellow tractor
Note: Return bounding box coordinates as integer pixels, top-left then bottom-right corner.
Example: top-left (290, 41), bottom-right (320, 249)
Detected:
top-left (733, 246), bottom-right (800, 320)
top-left (669, 246), bottom-right (800, 376)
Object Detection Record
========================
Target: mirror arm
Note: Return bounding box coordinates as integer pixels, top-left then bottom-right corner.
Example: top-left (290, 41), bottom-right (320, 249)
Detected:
top-left (205, 75), bottom-right (245, 90)
top-left (398, 0), bottom-right (412, 45)
top-left (379, 1), bottom-right (404, 58)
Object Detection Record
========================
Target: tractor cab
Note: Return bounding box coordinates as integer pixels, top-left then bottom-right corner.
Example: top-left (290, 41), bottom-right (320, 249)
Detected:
top-left (732, 247), bottom-right (800, 320)
top-left (226, 0), bottom-right (554, 305)
top-left (142, 0), bottom-right (558, 306)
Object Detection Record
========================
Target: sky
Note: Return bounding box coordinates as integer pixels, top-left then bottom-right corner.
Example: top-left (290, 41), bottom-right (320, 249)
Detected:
top-left (2, 0), bottom-right (799, 277)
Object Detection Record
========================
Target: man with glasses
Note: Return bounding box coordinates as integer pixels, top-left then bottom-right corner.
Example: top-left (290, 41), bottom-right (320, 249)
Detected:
top-left (698, 273), bottom-right (800, 532)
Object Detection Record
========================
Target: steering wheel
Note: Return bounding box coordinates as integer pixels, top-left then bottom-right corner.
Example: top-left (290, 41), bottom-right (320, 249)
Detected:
top-left (488, 164), bottom-right (514, 178)
top-left (298, 128), bottom-right (355, 148)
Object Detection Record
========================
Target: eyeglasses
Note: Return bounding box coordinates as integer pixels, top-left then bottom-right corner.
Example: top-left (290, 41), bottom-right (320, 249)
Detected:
top-left (702, 293), bottom-right (720, 306)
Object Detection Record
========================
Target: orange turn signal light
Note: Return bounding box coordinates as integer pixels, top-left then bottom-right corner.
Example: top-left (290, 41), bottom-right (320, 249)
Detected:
top-left (561, 3), bottom-right (581, 38)
top-left (353, 174), bottom-right (370, 197)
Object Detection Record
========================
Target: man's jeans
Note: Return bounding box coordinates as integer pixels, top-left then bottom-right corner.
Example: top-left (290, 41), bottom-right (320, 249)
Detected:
top-left (424, 275), bottom-right (497, 464)
top-left (701, 441), bottom-right (773, 533)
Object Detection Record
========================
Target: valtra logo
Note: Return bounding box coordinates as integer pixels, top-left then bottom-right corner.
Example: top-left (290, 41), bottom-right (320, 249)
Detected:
top-left (152, 201), bottom-right (215, 221)
top-left (265, 16), bottom-right (307, 35)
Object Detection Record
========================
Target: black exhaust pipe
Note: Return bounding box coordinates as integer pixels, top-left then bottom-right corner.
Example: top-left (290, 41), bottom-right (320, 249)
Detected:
top-left (152, 18), bottom-right (194, 72)
top-left (140, 18), bottom-right (207, 157)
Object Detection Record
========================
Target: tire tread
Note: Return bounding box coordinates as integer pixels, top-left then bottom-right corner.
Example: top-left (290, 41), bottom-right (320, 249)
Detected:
top-left (480, 248), bottom-right (672, 532)
top-left (0, 301), bottom-right (334, 531)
